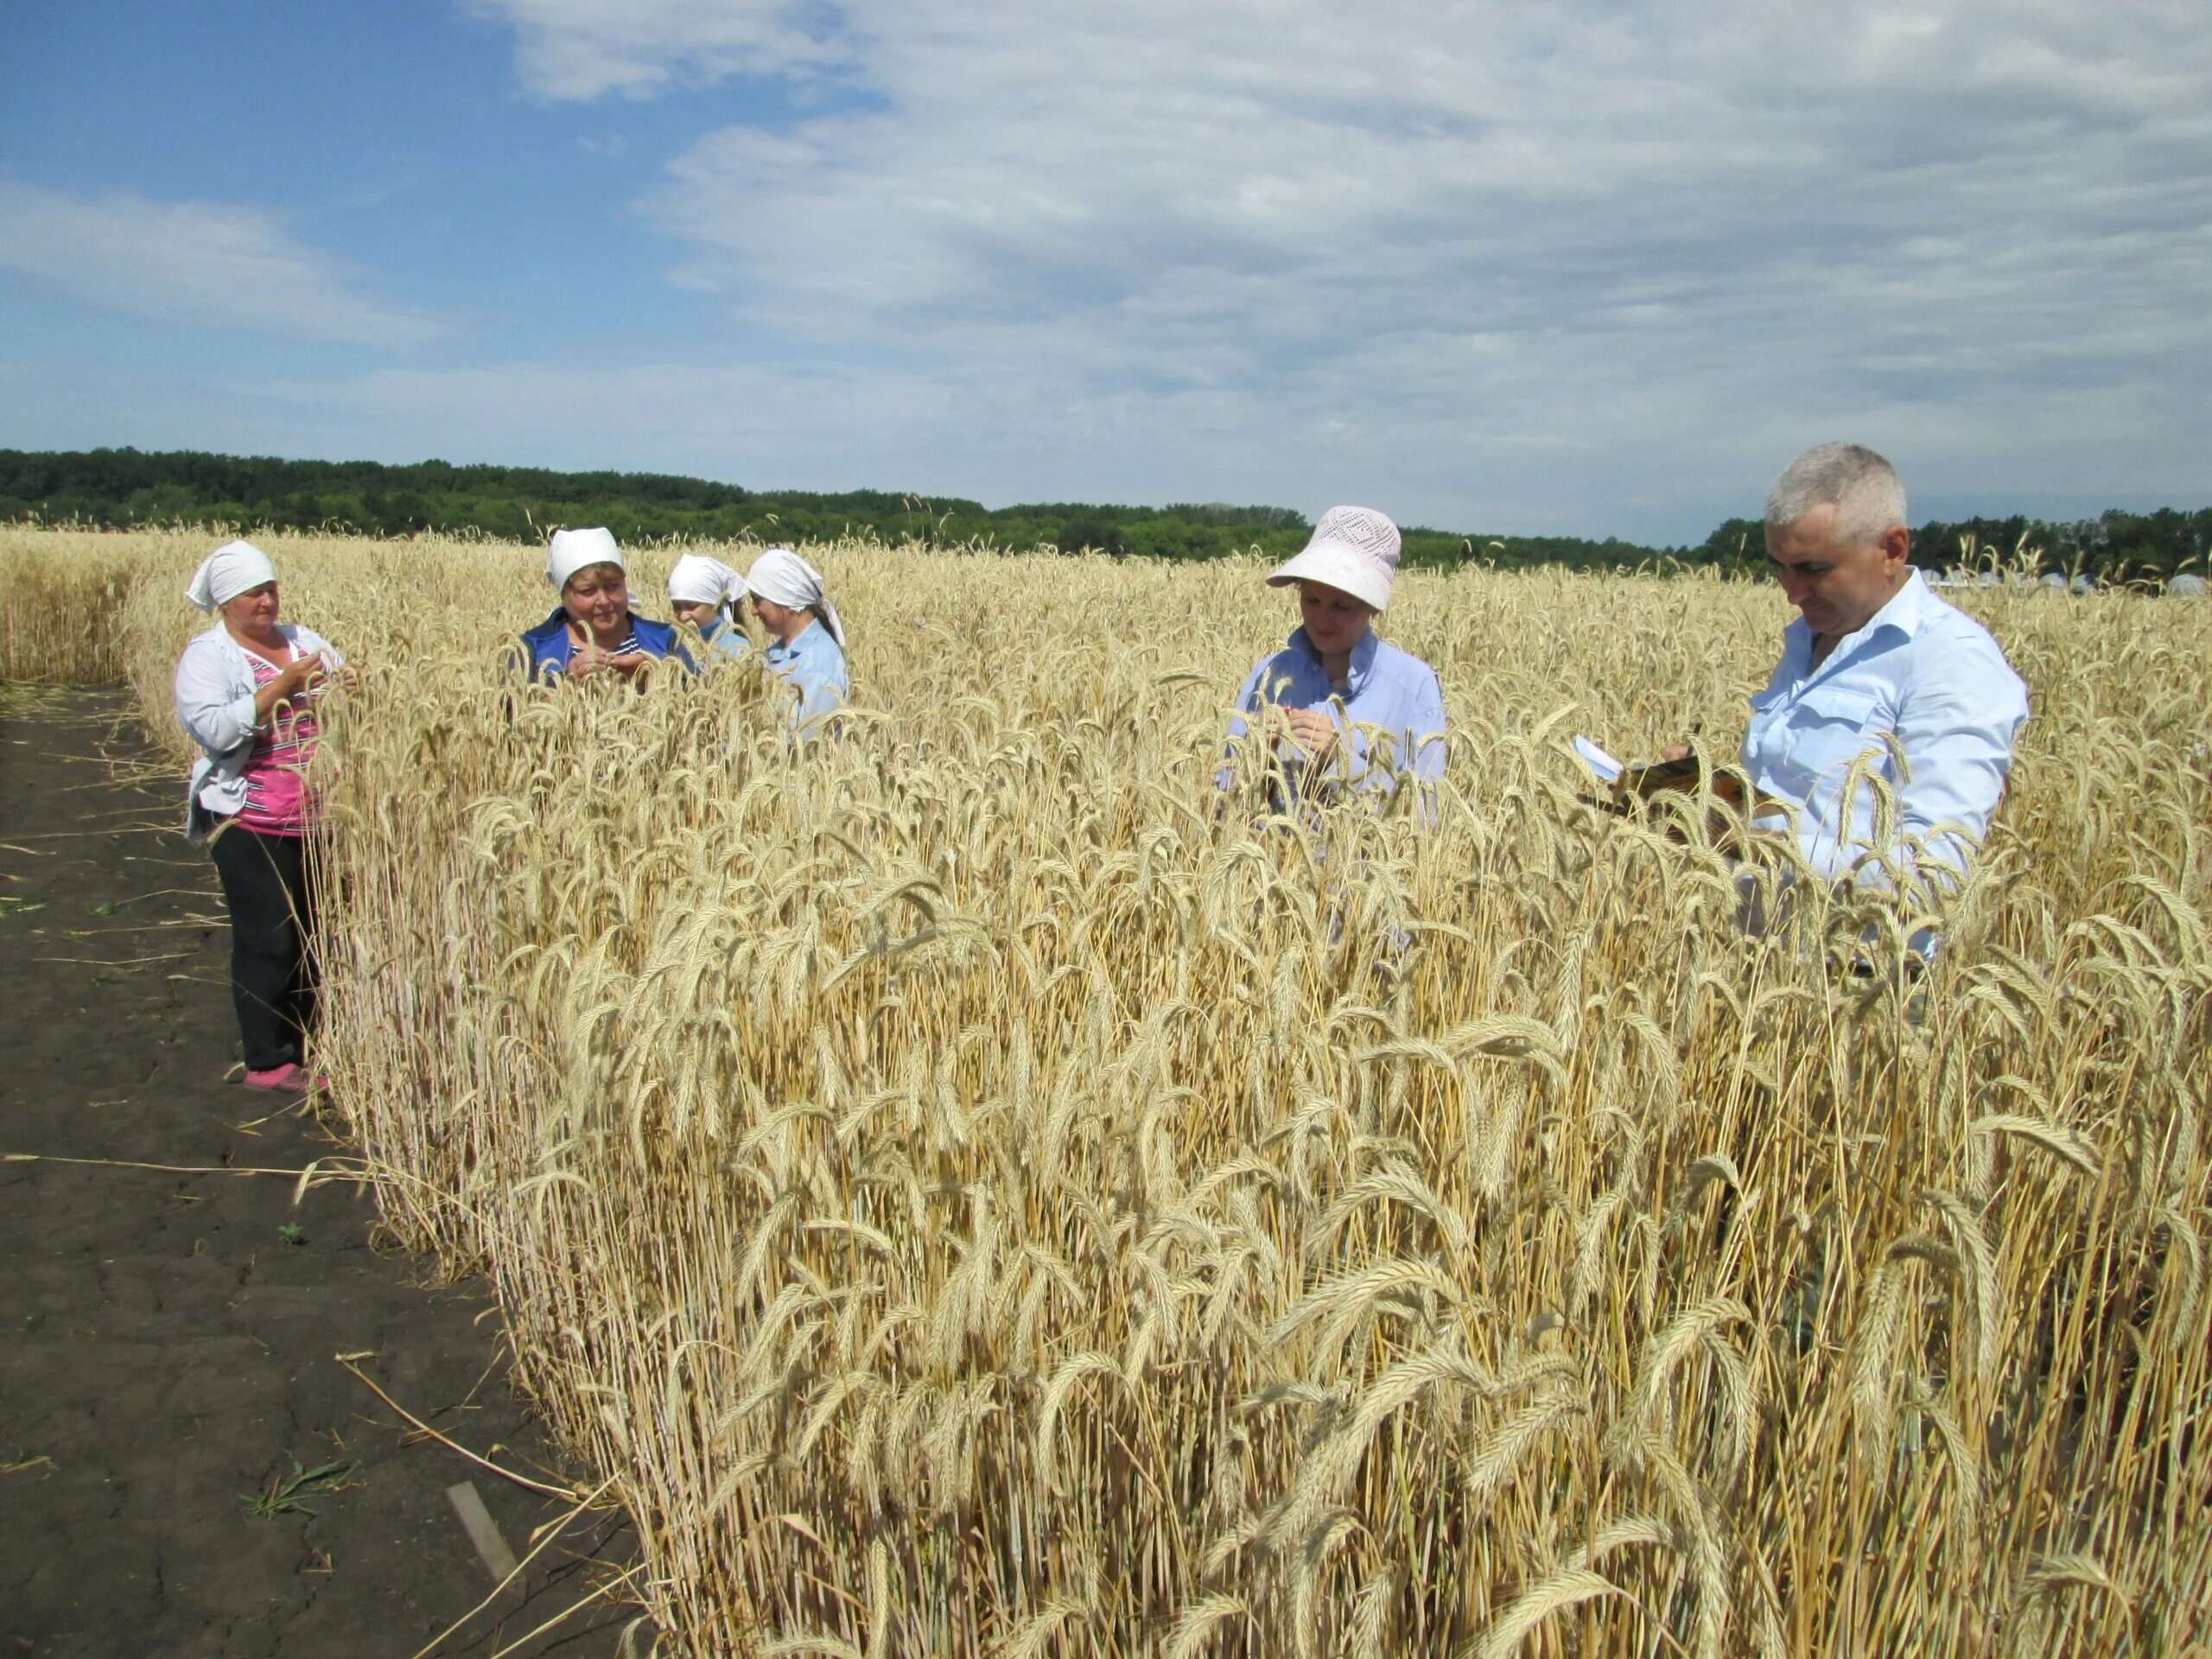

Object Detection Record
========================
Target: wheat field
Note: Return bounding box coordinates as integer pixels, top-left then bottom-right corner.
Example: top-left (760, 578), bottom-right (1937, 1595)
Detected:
top-left (5, 524), bottom-right (2209, 1657)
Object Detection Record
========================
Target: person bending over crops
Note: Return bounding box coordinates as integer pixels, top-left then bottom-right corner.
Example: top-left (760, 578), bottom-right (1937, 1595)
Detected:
top-left (1223, 505), bottom-right (1446, 802)
top-left (518, 527), bottom-right (685, 682)
top-left (1670, 443), bottom-right (2029, 892)
top-left (173, 540), bottom-right (353, 1095)
top-left (746, 547), bottom-right (849, 737)
top-left (666, 553), bottom-right (753, 662)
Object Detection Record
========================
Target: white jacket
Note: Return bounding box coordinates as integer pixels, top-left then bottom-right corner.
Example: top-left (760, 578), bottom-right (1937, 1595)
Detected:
top-left (172, 620), bottom-right (342, 838)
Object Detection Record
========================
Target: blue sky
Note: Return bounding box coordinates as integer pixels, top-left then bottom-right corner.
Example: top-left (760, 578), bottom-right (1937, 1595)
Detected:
top-left (2, 0), bottom-right (2207, 542)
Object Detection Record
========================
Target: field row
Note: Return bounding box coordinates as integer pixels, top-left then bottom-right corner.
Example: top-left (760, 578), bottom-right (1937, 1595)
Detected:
top-left (8, 527), bottom-right (2210, 1656)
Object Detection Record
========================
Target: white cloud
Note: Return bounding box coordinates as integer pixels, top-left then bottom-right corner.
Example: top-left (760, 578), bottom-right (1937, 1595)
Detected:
top-left (141, 1), bottom-right (2200, 535)
top-left (464, 0), bottom-right (2211, 531)
top-left (467, 0), bottom-right (849, 99)
top-left (0, 180), bottom-right (446, 349)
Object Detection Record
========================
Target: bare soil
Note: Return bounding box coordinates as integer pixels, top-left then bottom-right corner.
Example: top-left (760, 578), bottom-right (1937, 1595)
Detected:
top-left (0, 690), bottom-right (637, 1658)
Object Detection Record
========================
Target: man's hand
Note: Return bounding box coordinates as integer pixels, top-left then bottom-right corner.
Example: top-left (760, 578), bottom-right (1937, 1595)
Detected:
top-left (1281, 708), bottom-right (1339, 759)
top-left (1661, 741), bottom-right (1692, 763)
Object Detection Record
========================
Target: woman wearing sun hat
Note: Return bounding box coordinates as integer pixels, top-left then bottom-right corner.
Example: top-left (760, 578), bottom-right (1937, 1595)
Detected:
top-left (1223, 505), bottom-right (1446, 800)
top-left (173, 539), bottom-right (350, 1094)
top-left (518, 527), bottom-right (684, 681)
top-left (665, 552), bottom-right (753, 662)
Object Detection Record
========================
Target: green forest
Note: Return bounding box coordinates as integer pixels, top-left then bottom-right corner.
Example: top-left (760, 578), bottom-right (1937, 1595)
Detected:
top-left (4, 448), bottom-right (2207, 582)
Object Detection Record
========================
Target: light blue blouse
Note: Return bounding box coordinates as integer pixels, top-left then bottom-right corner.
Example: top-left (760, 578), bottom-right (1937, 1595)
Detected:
top-left (1224, 626), bottom-right (1446, 797)
top-left (763, 617), bottom-right (849, 736)
top-left (699, 617), bottom-right (753, 663)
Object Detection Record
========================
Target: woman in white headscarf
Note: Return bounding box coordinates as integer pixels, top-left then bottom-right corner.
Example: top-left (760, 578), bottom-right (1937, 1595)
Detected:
top-left (518, 527), bottom-right (683, 681)
top-left (746, 547), bottom-right (849, 735)
top-left (665, 553), bottom-right (752, 662)
top-left (173, 539), bottom-right (351, 1095)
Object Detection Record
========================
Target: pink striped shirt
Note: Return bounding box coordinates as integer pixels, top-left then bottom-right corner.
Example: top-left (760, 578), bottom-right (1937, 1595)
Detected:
top-left (234, 651), bottom-right (322, 836)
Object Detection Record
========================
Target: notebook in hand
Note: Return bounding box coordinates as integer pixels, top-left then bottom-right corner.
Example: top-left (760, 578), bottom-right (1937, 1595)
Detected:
top-left (1572, 736), bottom-right (1747, 808)
top-left (1620, 753), bottom-right (1746, 806)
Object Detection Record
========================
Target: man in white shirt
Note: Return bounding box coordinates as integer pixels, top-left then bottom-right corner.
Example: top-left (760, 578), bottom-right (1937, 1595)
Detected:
top-left (1732, 442), bottom-right (2029, 892)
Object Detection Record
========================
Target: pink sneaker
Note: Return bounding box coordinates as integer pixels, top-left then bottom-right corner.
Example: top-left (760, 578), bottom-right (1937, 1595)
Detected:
top-left (243, 1063), bottom-right (327, 1094)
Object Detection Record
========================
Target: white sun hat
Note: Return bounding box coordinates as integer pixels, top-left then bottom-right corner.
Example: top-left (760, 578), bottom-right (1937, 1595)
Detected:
top-left (1265, 505), bottom-right (1402, 613)
top-left (545, 526), bottom-right (623, 591)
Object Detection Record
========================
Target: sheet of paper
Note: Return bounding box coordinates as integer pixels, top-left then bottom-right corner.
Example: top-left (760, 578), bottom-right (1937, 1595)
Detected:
top-left (1571, 734), bottom-right (1624, 784)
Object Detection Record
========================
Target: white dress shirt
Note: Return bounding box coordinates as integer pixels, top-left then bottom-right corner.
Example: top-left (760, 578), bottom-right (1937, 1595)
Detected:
top-left (1740, 569), bottom-right (2027, 887)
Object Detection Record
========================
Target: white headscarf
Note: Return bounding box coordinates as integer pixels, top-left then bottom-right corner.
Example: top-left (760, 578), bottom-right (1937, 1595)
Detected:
top-left (545, 526), bottom-right (623, 592)
top-left (667, 553), bottom-right (747, 613)
top-left (747, 548), bottom-right (845, 649)
top-left (184, 540), bottom-right (277, 613)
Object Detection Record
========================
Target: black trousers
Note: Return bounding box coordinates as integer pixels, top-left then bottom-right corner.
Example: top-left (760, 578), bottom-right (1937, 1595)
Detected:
top-left (207, 825), bottom-right (319, 1071)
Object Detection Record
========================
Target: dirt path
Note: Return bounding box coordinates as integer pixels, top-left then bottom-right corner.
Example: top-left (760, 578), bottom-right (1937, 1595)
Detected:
top-left (0, 690), bottom-right (637, 1658)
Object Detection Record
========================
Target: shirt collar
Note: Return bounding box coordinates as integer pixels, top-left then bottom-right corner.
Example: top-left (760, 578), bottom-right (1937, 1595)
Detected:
top-left (1784, 568), bottom-right (1933, 676)
top-left (1288, 625), bottom-right (1379, 690)
top-left (1863, 568), bottom-right (1935, 639)
top-left (766, 618), bottom-right (816, 658)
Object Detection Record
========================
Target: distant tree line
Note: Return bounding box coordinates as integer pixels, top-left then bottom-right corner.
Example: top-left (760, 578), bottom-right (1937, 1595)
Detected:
top-left (1692, 511), bottom-right (2212, 585)
top-left (0, 448), bottom-right (1670, 570)
top-left (4, 449), bottom-right (2206, 582)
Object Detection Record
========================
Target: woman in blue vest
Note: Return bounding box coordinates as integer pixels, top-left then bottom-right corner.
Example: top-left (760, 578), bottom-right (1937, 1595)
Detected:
top-left (518, 527), bottom-right (683, 681)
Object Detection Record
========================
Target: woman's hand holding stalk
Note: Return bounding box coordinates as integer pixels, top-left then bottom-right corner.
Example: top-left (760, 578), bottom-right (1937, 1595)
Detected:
top-left (253, 653), bottom-right (325, 724)
top-left (1281, 706), bottom-right (1338, 759)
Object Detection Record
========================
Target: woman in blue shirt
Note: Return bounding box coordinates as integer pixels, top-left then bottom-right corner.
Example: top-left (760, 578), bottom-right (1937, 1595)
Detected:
top-left (746, 547), bottom-right (849, 737)
top-left (518, 527), bottom-right (683, 681)
top-left (666, 553), bottom-right (753, 663)
top-left (1224, 505), bottom-right (1446, 800)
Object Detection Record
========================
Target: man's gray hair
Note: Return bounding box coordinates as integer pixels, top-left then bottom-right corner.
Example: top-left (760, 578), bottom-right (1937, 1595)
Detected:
top-left (1765, 442), bottom-right (1908, 546)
